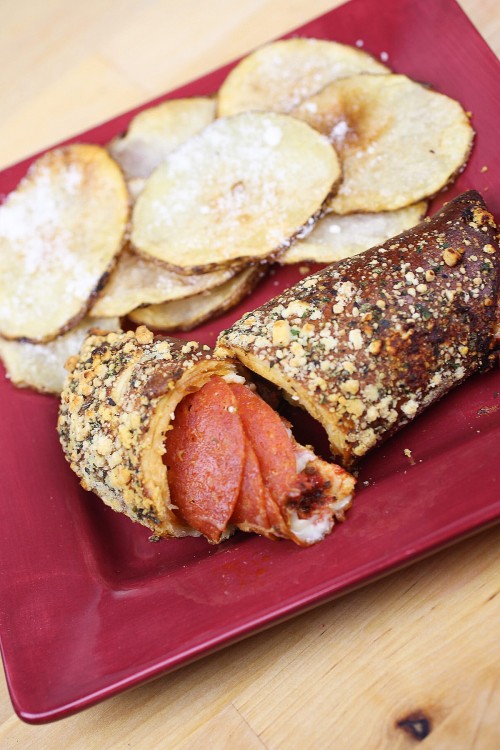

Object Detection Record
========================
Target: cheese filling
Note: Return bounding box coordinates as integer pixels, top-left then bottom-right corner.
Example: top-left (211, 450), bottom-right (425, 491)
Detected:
top-left (289, 494), bottom-right (353, 544)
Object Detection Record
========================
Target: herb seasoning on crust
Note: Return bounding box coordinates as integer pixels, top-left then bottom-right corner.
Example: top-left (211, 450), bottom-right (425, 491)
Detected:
top-left (216, 191), bottom-right (499, 466)
top-left (58, 327), bottom-right (355, 545)
top-left (58, 328), bottom-right (239, 537)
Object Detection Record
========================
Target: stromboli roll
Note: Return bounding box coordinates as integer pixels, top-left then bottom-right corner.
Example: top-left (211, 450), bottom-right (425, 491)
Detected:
top-left (216, 191), bottom-right (500, 467)
top-left (58, 190), bottom-right (498, 545)
top-left (58, 328), bottom-right (236, 538)
top-left (58, 327), bottom-right (355, 545)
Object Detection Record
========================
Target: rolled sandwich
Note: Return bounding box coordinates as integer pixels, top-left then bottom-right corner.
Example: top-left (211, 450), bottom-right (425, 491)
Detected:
top-left (216, 191), bottom-right (500, 466)
top-left (58, 327), bottom-right (355, 545)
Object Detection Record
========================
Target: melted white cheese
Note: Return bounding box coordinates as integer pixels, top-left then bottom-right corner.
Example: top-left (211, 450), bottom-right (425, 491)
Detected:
top-left (222, 372), bottom-right (246, 384)
top-left (295, 447), bottom-right (316, 473)
top-left (289, 511), bottom-right (333, 544)
top-left (331, 495), bottom-right (353, 514)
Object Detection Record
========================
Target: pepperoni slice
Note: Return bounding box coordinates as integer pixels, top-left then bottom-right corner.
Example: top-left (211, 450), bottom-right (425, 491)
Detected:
top-left (231, 439), bottom-right (271, 534)
top-left (229, 383), bottom-right (297, 532)
top-left (164, 376), bottom-right (245, 542)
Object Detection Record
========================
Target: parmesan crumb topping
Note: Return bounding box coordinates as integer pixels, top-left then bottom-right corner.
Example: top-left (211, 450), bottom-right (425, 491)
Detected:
top-left (217, 193), bottom-right (499, 464)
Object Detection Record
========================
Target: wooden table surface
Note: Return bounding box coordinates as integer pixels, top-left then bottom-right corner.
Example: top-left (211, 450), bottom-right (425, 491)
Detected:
top-left (0, 1), bottom-right (499, 747)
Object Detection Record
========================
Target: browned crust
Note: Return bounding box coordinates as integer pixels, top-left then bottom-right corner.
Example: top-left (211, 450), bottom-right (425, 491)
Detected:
top-left (58, 326), bottom-right (239, 537)
top-left (216, 191), bottom-right (500, 466)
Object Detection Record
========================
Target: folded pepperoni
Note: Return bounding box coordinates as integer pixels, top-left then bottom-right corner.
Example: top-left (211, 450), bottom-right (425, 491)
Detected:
top-left (164, 376), bottom-right (245, 542)
top-left (229, 383), bottom-right (297, 532)
top-left (231, 439), bottom-right (277, 537)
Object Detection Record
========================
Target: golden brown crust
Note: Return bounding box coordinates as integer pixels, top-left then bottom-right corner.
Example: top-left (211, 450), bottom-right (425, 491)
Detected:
top-left (58, 326), bottom-right (239, 536)
top-left (216, 191), bottom-right (500, 466)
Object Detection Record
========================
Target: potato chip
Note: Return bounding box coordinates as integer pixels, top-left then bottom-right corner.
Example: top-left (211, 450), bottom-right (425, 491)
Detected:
top-left (128, 266), bottom-right (265, 331)
top-left (127, 178), bottom-right (147, 202)
top-left (131, 112), bottom-right (340, 273)
top-left (0, 317), bottom-right (120, 394)
top-left (90, 247), bottom-right (238, 318)
top-left (217, 38), bottom-right (390, 117)
top-left (292, 74), bottom-right (474, 213)
top-left (281, 202), bottom-right (427, 264)
top-left (109, 97), bottom-right (216, 182)
top-left (0, 144), bottom-right (128, 342)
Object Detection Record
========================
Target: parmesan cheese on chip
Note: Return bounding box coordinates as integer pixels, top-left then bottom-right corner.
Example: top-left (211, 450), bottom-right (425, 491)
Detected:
top-left (128, 266), bottom-right (265, 331)
top-left (90, 248), bottom-right (238, 318)
top-left (0, 317), bottom-right (121, 394)
top-left (131, 112), bottom-right (340, 273)
top-left (281, 202), bottom-right (427, 264)
top-left (217, 38), bottom-right (390, 116)
top-left (292, 74), bottom-right (474, 213)
top-left (0, 144), bottom-right (128, 342)
top-left (109, 97), bottom-right (216, 182)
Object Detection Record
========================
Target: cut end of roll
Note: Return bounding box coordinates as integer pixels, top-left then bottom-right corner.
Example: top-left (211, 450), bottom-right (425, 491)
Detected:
top-left (59, 328), bottom-right (355, 546)
top-left (164, 376), bottom-right (355, 545)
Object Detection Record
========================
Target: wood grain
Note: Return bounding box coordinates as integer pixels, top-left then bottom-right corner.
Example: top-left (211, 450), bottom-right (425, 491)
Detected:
top-left (0, 1), bottom-right (499, 748)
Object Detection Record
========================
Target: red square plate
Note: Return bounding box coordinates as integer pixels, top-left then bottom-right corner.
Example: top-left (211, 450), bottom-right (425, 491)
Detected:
top-left (1, 0), bottom-right (499, 724)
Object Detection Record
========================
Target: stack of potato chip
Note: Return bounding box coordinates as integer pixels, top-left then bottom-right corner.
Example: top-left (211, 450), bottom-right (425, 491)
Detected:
top-left (0, 38), bottom-right (474, 393)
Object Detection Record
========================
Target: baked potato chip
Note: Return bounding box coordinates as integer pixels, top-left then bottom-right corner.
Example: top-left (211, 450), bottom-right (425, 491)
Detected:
top-left (292, 74), bottom-right (474, 213)
top-left (127, 178), bottom-right (147, 202)
top-left (0, 144), bottom-right (128, 342)
top-left (128, 266), bottom-right (264, 331)
top-left (109, 97), bottom-right (216, 182)
top-left (90, 247), bottom-right (237, 317)
top-left (217, 38), bottom-right (390, 117)
top-left (0, 317), bottom-right (121, 394)
top-left (281, 202), bottom-right (427, 264)
top-left (131, 112), bottom-right (341, 273)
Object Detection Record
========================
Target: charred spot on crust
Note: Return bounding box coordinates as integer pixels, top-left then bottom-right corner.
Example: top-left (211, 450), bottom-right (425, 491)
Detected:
top-left (91, 344), bottom-right (109, 358)
top-left (132, 505), bottom-right (160, 524)
top-left (143, 372), bottom-right (172, 399)
top-left (288, 467), bottom-right (332, 517)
